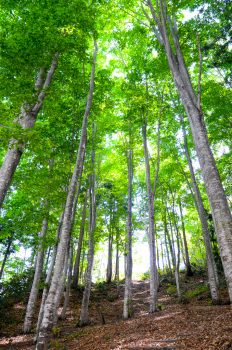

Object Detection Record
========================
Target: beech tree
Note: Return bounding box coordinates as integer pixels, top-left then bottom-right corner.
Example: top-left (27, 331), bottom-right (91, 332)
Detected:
top-left (0, 1), bottom-right (231, 349)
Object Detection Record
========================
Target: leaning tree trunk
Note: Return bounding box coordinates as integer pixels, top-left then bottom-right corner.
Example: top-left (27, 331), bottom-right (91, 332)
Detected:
top-left (79, 124), bottom-right (97, 326)
top-left (0, 55), bottom-right (58, 207)
top-left (142, 122), bottom-right (158, 313)
top-left (36, 42), bottom-right (97, 349)
top-left (123, 142), bottom-right (133, 320)
top-left (147, 0), bottom-right (232, 301)
top-left (180, 114), bottom-right (219, 301)
top-left (72, 190), bottom-right (88, 288)
top-left (23, 218), bottom-right (48, 333)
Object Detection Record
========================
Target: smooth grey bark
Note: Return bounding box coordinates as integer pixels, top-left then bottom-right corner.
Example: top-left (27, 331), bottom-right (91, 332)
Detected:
top-left (0, 56), bottom-right (58, 208)
top-left (106, 228), bottom-right (113, 284)
top-left (0, 236), bottom-right (13, 280)
top-left (72, 191), bottom-right (88, 288)
top-left (36, 211), bottom-right (63, 337)
top-left (52, 245), bottom-right (69, 324)
top-left (179, 200), bottom-right (193, 277)
top-left (167, 203), bottom-right (181, 297)
top-left (142, 121), bottom-right (159, 313)
top-left (79, 247), bottom-right (86, 285)
top-left (114, 227), bottom-right (120, 282)
top-left (156, 234), bottom-right (160, 271)
top-left (36, 42), bottom-right (97, 349)
top-left (123, 143), bottom-right (133, 320)
top-left (163, 205), bottom-right (174, 273)
top-left (61, 244), bottom-right (73, 320)
top-left (170, 195), bottom-right (181, 298)
top-left (23, 218), bottom-right (48, 333)
top-left (79, 124), bottom-right (97, 326)
top-left (147, 0), bottom-right (232, 301)
top-left (44, 248), bottom-right (51, 275)
top-left (180, 115), bottom-right (219, 301)
top-left (163, 219), bottom-right (172, 274)
top-left (174, 228), bottom-right (181, 298)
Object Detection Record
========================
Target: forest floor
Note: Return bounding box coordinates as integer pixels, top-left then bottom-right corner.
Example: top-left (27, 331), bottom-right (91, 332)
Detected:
top-left (0, 274), bottom-right (232, 350)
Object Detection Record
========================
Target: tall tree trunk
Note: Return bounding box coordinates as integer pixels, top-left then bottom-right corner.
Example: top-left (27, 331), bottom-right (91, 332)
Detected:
top-left (142, 122), bottom-right (158, 313)
top-left (79, 124), bottom-right (97, 326)
top-left (0, 56), bottom-right (58, 207)
top-left (178, 200), bottom-right (193, 277)
top-left (147, 0), bottom-right (232, 301)
top-left (115, 227), bottom-right (120, 282)
top-left (156, 234), bottom-right (160, 271)
top-left (170, 194), bottom-right (181, 298)
top-left (44, 248), bottom-right (51, 275)
top-left (23, 218), bottom-right (48, 333)
top-left (123, 142), bottom-right (133, 319)
top-left (163, 222), bottom-right (172, 274)
top-left (72, 191), bottom-right (88, 288)
top-left (61, 244), bottom-right (73, 320)
top-left (180, 114), bottom-right (219, 301)
top-left (53, 245), bottom-right (69, 324)
top-left (163, 205), bottom-right (174, 274)
top-left (106, 229), bottom-right (113, 284)
top-left (36, 211), bottom-right (63, 337)
top-left (0, 236), bottom-right (13, 280)
top-left (36, 42), bottom-right (97, 349)
top-left (174, 226), bottom-right (181, 299)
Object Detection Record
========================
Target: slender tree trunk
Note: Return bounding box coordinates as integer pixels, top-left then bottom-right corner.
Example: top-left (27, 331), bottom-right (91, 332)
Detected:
top-left (115, 227), bottom-right (120, 282)
top-left (44, 248), bottom-right (51, 275)
top-left (72, 191), bottom-right (88, 288)
top-left (23, 218), bottom-right (48, 333)
top-left (180, 114), bottom-right (219, 301)
top-left (156, 234), bottom-right (160, 271)
top-left (36, 42), bottom-right (97, 349)
top-left (36, 211), bottom-right (63, 337)
top-left (147, 0), bottom-right (232, 301)
top-left (79, 249), bottom-right (86, 285)
top-left (61, 244), bottom-right (73, 320)
top-left (163, 206), bottom-right (173, 274)
top-left (0, 236), bottom-right (13, 280)
top-left (163, 222), bottom-right (172, 274)
top-left (79, 124), bottom-right (97, 326)
top-left (0, 56), bottom-right (58, 207)
top-left (168, 201), bottom-right (181, 297)
top-left (178, 200), bottom-right (193, 276)
top-left (142, 122), bottom-right (158, 313)
top-left (174, 227), bottom-right (181, 298)
top-left (106, 229), bottom-right (113, 284)
top-left (160, 241), bottom-right (165, 272)
top-left (123, 144), bottom-right (133, 319)
top-left (53, 245), bottom-right (69, 324)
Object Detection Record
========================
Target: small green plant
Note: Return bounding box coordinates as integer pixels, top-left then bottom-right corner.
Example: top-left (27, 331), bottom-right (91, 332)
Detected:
top-left (52, 326), bottom-right (61, 338)
top-left (157, 303), bottom-right (165, 311)
top-left (184, 284), bottom-right (209, 298)
top-left (107, 293), bottom-right (118, 302)
top-left (140, 271), bottom-right (150, 281)
top-left (95, 281), bottom-right (108, 292)
top-left (50, 339), bottom-right (68, 349)
top-left (166, 284), bottom-right (177, 296)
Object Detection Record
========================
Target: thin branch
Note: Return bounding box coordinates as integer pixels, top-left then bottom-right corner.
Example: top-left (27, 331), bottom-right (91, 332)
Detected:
top-left (197, 33), bottom-right (203, 110)
top-left (141, 2), bottom-right (163, 45)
